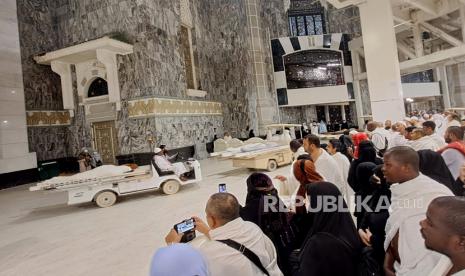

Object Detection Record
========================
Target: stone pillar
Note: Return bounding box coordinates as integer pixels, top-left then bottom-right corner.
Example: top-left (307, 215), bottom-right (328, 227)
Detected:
top-left (436, 66), bottom-right (452, 109)
top-left (245, 0), bottom-right (277, 135)
top-left (324, 105), bottom-right (330, 122)
top-left (341, 105), bottom-right (346, 121)
top-left (0, 0), bottom-right (36, 174)
top-left (358, 0), bottom-right (406, 122)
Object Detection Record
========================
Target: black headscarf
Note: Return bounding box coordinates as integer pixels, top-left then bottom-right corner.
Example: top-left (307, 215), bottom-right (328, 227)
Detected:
top-left (417, 150), bottom-right (462, 196)
top-left (240, 173), bottom-right (295, 274)
top-left (295, 182), bottom-right (362, 276)
top-left (306, 182), bottom-right (362, 249)
top-left (358, 140), bottom-right (380, 163)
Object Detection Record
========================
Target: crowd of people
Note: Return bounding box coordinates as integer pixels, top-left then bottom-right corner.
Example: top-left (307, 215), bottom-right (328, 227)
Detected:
top-left (150, 111), bottom-right (465, 276)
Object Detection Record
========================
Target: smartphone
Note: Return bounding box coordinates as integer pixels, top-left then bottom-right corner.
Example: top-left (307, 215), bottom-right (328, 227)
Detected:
top-left (174, 218), bottom-right (195, 234)
top-left (219, 183), bottom-right (227, 193)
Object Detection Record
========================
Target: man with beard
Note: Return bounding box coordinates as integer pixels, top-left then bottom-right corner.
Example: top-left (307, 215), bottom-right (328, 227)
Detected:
top-left (438, 126), bottom-right (465, 179)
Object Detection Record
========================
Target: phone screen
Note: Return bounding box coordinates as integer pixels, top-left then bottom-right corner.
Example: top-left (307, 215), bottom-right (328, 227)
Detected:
top-left (219, 183), bottom-right (227, 193)
top-left (176, 218), bottom-right (195, 233)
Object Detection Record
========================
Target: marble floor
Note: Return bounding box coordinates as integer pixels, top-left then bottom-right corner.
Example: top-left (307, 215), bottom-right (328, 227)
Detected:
top-left (0, 158), bottom-right (290, 276)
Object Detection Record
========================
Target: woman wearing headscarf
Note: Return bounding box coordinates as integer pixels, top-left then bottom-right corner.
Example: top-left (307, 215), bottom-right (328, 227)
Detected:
top-left (240, 172), bottom-right (295, 275)
top-left (358, 164), bottom-right (391, 268)
top-left (292, 158), bottom-right (324, 214)
top-left (417, 149), bottom-right (465, 196)
top-left (293, 182), bottom-right (362, 276)
top-left (353, 162), bottom-right (378, 228)
top-left (290, 158), bottom-right (324, 248)
top-left (347, 140), bottom-right (383, 192)
top-left (150, 243), bottom-right (209, 276)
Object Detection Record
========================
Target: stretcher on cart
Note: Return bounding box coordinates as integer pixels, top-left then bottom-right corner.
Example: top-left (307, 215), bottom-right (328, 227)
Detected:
top-left (29, 161), bottom-right (202, 208)
top-left (211, 124), bottom-right (300, 171)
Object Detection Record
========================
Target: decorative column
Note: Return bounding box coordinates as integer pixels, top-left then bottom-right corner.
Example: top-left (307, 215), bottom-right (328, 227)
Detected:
top-left (324, 105), bottom-right (330, 122)
top-left (358, 0), bottom-right (406, 122)
top-left (97, 49), bottom-right (121, 111)
top-left (436, 66), bottom-right (452, 109)
top-left (51, 61), bottom-right (74, 116)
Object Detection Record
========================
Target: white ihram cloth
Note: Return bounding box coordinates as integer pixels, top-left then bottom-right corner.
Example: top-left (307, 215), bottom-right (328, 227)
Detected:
top-left (332, 152), bottom-right (354, 202)
top-left (153, 155), bottom-right (188, 176)
top-left (388, 132), bottom-right (409, 149)
top-left (429, 133), bottom-right (446, 149)
top-left (429, 255), bottom-right (465, 276)
top-left (384, 174), bottom-right (453, 276)
top-left (408, 136), bottom-right (439, 151)
top-left (190, 218), bottom-right (283, 276)
top-left (314, 149), bottom-right (346, 196)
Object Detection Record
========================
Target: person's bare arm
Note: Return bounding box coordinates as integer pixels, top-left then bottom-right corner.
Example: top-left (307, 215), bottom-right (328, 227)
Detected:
top-left (384, 231), bottom-right (399, 276)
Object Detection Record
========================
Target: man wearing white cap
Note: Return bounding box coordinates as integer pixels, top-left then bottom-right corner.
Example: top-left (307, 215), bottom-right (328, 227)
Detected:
top-left (153, 148), bottom-right (188, 180)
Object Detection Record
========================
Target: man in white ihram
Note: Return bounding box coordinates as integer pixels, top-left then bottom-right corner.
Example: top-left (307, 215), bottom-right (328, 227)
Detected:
top-left (153, 147), bottom-right (188, 180)
top-left (165, 193), bottom-right (282, 276)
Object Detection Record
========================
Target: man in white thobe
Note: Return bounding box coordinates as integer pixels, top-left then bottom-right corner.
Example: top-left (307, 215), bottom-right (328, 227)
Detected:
top-left (382, 147), bottom-right (453, 276)
top-left (367, 121), bottom-right (389, 154)
top-left (388, 122), bottom-right (409, 149)
top-left (408, 128), bottom-right (439, 151)
top-left (153, 147), bottom-right (188, 178)
top-left (303, 135), bottom-right (345, 195)
top-left (165, 193), bottom-right (283, 276)
top-left (422, 120), bottom-right (446, 150)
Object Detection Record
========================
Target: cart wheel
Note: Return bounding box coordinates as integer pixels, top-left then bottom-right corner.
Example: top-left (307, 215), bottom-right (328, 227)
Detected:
top-left (95, 191), bottom-right (117, 208)
top-left (162, 180), bottom-right (180, 195)
top-left (267, 160), bottom-right (278, 171)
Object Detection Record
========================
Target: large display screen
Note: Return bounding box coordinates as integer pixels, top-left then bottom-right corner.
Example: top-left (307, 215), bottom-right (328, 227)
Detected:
top-left (284, 49), bottom-right (345, 89)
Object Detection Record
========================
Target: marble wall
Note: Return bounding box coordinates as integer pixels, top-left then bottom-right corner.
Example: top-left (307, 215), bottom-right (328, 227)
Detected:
top-left (327, 6), bottom-right (362, 37)
top-left (279, 106), bottom-right (305, 124)
top-left (17, 0), bottom-right (262, 160)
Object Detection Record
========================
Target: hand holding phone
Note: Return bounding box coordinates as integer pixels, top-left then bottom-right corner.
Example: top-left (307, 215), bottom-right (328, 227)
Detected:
top-left (174, 218), bottom-right (196, 243)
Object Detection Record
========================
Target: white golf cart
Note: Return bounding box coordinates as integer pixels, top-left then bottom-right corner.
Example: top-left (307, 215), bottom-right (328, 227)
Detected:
top-left (29, 160), bottom-right (202, 208)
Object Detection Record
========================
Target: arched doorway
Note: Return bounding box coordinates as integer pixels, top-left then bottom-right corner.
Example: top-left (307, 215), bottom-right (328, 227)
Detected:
top-left (87, 78), bottom-right (108, 98)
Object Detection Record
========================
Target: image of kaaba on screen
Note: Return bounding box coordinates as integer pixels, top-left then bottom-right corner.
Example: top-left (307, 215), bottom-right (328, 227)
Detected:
top-left (284, 49), bottom-right (345, 89)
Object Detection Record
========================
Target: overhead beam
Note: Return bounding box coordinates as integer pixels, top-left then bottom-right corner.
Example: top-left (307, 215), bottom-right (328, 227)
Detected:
top-left (397, 40), bottom-right (417, 60)
top-left (420, 21), bottom-right (463, 46)
top-left (324, 0), bottom-right (365, 9)
top-left (400, 44), bottom-right (465, 74)
top-left (405, 0), bottom-right (438, 16)
top-left (460, 3), bottom-right (465, 42)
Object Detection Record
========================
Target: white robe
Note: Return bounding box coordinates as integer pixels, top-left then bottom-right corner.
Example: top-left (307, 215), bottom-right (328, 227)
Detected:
top-left (429, 133), bottom-right (446, 149)
top-left (385, 174), bottom-right (454, 276)
top-left (190, 218), bottom-right (283, 276)
top-left (332, 152), bottom-right (354, 199)
top-left (429, 255), bottom-right (465, 276)
top-left (388, 132), bottom-right (408, 149)
top-left (153, 155), bottom-right (188, 176)
top-left (314, 149), bottom-right (345, 195)
top-left (408, 136), bottom-right (439, 151)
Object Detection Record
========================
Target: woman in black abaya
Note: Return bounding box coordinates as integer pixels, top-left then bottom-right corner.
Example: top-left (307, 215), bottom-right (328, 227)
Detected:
top-left (240, 173), bottom-right (295, 275)
top-left (294, 182), bottom-right (362, 276)
top-left (417, 149), bottom-right (465, 196)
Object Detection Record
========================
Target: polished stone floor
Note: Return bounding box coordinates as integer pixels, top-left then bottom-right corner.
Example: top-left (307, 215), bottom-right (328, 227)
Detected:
top-left (0, 158), bottom-right (290, 276)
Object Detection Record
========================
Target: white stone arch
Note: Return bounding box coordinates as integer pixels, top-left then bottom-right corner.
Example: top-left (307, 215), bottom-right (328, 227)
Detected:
top-left (75, 60), bottom-right (107, 102)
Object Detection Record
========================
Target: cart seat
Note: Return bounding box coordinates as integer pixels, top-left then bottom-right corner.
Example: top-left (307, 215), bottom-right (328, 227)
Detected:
top-left (152, 159), bottom-right (175, 176)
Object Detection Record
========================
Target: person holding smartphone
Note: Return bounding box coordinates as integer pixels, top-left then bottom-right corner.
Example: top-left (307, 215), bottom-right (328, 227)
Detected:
top-left (165, 193), bottom-right (283, 276)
